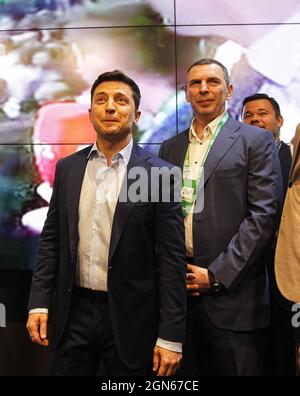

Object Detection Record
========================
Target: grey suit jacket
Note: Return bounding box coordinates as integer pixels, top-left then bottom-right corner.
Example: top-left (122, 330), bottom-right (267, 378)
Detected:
top-left (160, 117), bottom-right (283, 331)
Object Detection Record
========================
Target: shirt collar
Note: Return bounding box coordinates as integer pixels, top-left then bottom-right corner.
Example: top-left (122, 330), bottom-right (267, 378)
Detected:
top-left (275, 140), bottom-right (283, 152)
top-left (87, 138), bottom-right (133, 166)
top-left (189, 111), bottom-right (226, 143)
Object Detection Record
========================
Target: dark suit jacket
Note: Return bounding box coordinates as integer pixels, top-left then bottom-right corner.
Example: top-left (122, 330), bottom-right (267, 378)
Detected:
top-left (28, 143), bottom-right (187, 369)
top-left (265, 142), bottom-right (292, 308)
top-left (278, 141), bottom-right (292, 199)
top-left (159, 117), bottom-right (283, 332)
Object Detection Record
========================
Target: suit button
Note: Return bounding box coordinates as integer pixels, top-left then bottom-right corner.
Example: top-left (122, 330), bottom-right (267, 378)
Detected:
top-left (68, 289), bottom-right (71, 293)
top-left (108, 266), bottom-right (112, 270)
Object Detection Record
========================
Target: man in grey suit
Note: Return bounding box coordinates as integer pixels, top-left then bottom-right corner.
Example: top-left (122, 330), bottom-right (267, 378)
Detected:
top-left (159, 59), bottom-right (282, 376)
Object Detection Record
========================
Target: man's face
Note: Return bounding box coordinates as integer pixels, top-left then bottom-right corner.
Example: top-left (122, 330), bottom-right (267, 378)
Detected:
top-left (242, 99), bottom-right (283, 139)
top-left (89, 80), bottom-right (140, 142)
top-left (185, 64), bottom-right (233, 122)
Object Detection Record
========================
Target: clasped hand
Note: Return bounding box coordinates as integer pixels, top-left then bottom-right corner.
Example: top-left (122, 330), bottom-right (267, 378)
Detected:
top-left (186, 264), bottom-right (210, 297)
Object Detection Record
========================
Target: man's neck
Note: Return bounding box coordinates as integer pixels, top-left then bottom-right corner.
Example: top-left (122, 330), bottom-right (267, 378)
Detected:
top-left (96, 135), bottom-right (132, 166)
top-left (194, 112), bottom-right (224, 139)
top-left (274, 136), bottom-right (281, 143)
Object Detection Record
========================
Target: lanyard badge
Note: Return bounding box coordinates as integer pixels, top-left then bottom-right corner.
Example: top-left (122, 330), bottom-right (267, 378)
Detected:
top-left (182, 162), bottom-right (201, 216)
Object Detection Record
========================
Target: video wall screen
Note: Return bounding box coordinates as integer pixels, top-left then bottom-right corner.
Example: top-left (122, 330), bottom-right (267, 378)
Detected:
top-left (0, 0), bottom-right (299, 269)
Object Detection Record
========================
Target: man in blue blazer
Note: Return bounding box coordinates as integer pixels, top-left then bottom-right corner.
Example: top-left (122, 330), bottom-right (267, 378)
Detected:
top-left (159, 59), bottom-right (282, 376)
top-left (26, 71), bottom-right (187, 376)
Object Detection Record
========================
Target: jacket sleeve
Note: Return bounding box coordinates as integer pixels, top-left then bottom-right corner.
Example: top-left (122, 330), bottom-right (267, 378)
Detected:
top-left (27, 160), bottom-right (62, 310)
top-left (155, 164), bottom-right (187, 343)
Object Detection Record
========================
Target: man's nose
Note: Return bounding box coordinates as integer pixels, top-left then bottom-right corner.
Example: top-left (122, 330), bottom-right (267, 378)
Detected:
top-left (199, 82), bottom-right (209, 94)
top-left (250, 117), bottom-right (260, 125)
top-left (105, 98), bottom-right (116, 113)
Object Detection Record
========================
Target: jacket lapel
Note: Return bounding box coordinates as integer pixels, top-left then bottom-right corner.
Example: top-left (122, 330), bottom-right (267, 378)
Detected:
top-left (203, 117), bottom-right (241, 185)
top-left (178, 131), bottom-right (190, 169)
top-left (108, 144), bottom-right (151, 264)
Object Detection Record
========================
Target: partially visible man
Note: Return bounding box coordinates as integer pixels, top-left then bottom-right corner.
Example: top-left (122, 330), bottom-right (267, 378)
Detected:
top-left (26, 70), bottom-right (186, 376)
top-left (276, 124), bottom-right (300, 375)
top-left (242, 94), bottom-right (295, 376)
top-left (242, 93), bottom-right (292, 197)
top-left (160, 59), bottom-right (282, 376)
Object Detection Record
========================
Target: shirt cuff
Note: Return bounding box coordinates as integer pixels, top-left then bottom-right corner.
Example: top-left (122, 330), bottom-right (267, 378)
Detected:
top-left (156, 338), bottom-right (182, 353)
top-left (29, 308), bottom-right (49, 315)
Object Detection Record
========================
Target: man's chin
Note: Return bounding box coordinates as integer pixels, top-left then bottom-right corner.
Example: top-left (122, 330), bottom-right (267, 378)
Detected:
top-left (101, 133), bottom-right (121, 141)
top-left (196, 106), bottom-right (215, 114)
top-left (98, 129), bottom-right (130, 142)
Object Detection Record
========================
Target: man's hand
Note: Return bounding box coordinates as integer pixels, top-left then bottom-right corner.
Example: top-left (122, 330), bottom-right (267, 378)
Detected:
top-left (26, 313), bottom-right (49, 347)
top-left (152, 346), bottom-right (182, 376)
top-left (186, 264), bottom-right (210, 297)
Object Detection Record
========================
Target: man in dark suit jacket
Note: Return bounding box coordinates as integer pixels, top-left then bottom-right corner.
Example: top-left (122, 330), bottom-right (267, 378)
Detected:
top-left (159, 59), bottom-right (282, 376)
top-left (26, 70), bottom-right (187, 376)
top-left (242, 93), bottom-right (292, 198)
top-left (242, 93), bottom-right (295, 376)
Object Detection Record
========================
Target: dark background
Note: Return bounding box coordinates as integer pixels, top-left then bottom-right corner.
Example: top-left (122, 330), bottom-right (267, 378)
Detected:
top-left (0, 271), bottom-right (51, 375)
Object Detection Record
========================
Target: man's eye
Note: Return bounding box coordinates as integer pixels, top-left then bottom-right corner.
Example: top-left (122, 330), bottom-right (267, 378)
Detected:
top-left (97, 97), bottom-right (105, 103)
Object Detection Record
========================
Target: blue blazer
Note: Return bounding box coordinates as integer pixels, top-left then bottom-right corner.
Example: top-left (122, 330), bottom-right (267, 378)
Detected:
top-left (28, 143), bottom-right (187, 369)
top-left (160, 117), bottom-right (283, 331)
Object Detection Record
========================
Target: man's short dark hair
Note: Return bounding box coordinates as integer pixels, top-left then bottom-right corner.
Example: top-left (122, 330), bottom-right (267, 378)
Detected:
top-left (91, 70), bottom-right (141, 110)
top-left (242, 93), bottom-right (281, 118)
top-left (186, 58), bottom-right (230, 87)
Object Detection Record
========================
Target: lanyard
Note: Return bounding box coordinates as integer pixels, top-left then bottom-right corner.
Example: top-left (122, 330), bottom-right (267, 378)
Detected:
top-left (182, 112), bottom-right (229, 216)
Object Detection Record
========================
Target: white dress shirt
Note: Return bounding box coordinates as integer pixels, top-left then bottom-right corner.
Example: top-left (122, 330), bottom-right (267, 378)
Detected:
top-left (185, 113), bottom-right (225, 257)
top-left (76, 139), bottom-right (132, 291)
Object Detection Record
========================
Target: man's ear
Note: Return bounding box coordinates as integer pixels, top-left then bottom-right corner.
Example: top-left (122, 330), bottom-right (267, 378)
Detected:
top-left (134, 110), bottom-right (141, 124)
top-left (277, 115), bottom-right (284, 129)
top-left (185, 87), bottom-right (191, 103)
top-left (226, 84), bottom-right (233, 100)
